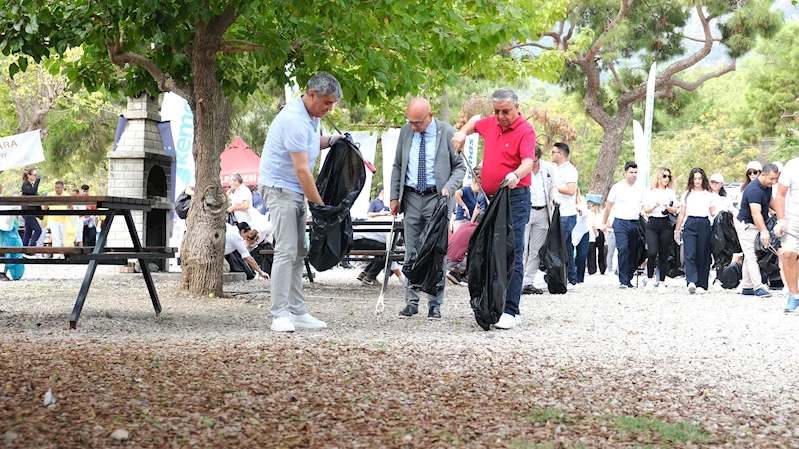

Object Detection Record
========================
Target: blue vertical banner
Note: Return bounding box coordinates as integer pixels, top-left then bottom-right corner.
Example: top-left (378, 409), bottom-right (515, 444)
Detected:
top-left (160, 93), bottom-right (195, 202)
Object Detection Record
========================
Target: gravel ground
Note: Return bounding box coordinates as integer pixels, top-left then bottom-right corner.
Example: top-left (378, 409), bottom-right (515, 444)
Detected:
top-left (1, 264), bottom-right (798, 448)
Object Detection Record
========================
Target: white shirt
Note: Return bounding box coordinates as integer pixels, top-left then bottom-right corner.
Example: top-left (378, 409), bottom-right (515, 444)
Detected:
top-left (712, 194), bottom-right (735, 217)
top-left (681, 190), bottom-right (715, 219)
top-left (554, 161), bottom-right (578, 216)
top-left (229, 185), bottom-right (253, 223)
top-left (530, 168), bottom-right (547, 207)
top-left (224, 223), bottom-right (250, 259)
top-left (0, 205), bottom-right (20, 231)
top-left (779, 157), bottom-right (799, 219)
top-left (643, 188), bottom-right (677, 218)
top-left (607, 181), bottom-right (644, 220)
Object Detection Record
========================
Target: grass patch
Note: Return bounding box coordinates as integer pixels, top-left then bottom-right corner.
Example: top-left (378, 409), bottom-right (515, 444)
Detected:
top-left (614, 415), bottom-right (711, 444)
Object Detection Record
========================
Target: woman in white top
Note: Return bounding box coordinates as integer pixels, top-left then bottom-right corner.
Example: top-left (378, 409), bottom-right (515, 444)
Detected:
top-left (674, 168), bottom-right (716, 294)
top-left (642, 167), bottom-right (679, 292)
top-left (709, 173), bottom-right (736, 217)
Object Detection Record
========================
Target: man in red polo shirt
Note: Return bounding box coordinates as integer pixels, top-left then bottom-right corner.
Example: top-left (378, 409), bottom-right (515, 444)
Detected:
top-left (452, 88), bottom-right (536, 330)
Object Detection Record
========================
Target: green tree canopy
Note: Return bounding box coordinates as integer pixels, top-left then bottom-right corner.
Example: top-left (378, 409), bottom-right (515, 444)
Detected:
top-left (0, 0), bottom-right (569, 295)
top-left (738, 21), bottom-right (799, 140)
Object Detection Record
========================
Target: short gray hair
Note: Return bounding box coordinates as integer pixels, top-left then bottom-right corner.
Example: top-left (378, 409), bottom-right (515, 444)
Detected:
top-left (307, 72), bottom-right (343, 101)
top-left (491, 88), bottom-right (519, 106)
top-left (762, 163), bottom-right (780, 175)
top-left (230, 173), bottom-right (243, 184)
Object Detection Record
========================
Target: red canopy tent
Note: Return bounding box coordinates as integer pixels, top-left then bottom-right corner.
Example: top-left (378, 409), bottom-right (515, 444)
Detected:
top-left (220, 136), bottom-right (260, 187)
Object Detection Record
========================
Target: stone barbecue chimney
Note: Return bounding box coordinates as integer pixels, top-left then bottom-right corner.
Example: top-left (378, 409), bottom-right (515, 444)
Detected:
top-left (106, 94), bottom-right (174, 270)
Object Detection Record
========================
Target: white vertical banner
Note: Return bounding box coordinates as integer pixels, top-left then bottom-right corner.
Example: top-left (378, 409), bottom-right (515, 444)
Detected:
top-left (0, 130), bottom-right (45, 171)
top-left (161, 93), bottom-right (195, 201)
top-left (462, 133), bottom-right (480, 184)
top-left (347, 131), bottom-right (378, 219)
top-left (642, 62), bottom-right (657, 187)
top-left (633, 120), bottom-right (647, 189)
top-left (381, 128), bottom-right (401, 201)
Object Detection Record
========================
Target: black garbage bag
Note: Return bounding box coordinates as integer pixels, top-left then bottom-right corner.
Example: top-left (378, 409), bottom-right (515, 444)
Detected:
top-left (252, 240), bottom-right (274, 275)
top-left (636, 215), bottom-right (647, 268)
top-left (467, 185), bottom-right (514, 330)
top-left (719, 260), bottom-right (742, 289)
top-left (225, 251), bottom-right (256, 280)
top-left (539, 205), bottom-right (568, 294)
top-left (307, 135), bottom-right (366, 271)
top-left (402, 196), bottom-right (450, 296)
top-left (667, 241), bottom-right (684, 278)
top-left (755, 215), bottom-right (781, 277)
top-left (711, 210), bottom-right (741, 269)
top-left (175, 192), bottom-right (191, 220)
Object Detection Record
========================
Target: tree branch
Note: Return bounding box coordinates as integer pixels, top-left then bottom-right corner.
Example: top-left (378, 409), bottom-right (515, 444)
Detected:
top-left (106, 34), bottom-right (192, 101)
top-left (667, 60), bottom-right (737, 92)
top-left (499, 41), bottom-right (554, 54)
top-left (617, 4), bottom-right (718, 108)
top-left (220, 39), bottom-right (265, 53)
top-left (584, 0), bottom-right (633, 61)
top-left (607, 60), bottom-right (630, 93)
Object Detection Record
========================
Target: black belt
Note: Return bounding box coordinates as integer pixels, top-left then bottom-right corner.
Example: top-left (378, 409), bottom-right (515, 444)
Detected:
top-left (405, 186), bottom-right (437, 195)
top-left (650, 215), bottom-right (669, 219)
top-left (531, 205), bottom-right (547, 210)
top-left (621, 219), bottom-right (638, 222)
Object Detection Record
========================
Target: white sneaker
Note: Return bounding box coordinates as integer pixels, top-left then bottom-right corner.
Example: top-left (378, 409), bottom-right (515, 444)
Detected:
top-left (713, 284), bottom-right (723, 292)
top-left (494, 313), bottom-right (517, 330)
top-left (645, 281), bottom-right (656, 292)
top-left (688, 282), bottom-right (697, 294)
top-left (271, 316), bottom-right (295, 332)
top-left (514, 314), bottom-right (522, 326)
top-left (658, 283), bottom-right (668, 294)
top-left (696, 287), bottom-right (707, 294)
top-left (288, 313), bottom-right (327, 329)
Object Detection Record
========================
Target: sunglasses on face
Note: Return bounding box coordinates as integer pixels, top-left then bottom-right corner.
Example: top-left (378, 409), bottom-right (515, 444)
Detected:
top-left (748, 170), bottom-right (761, 176)
top-left (662, 174), bottom-right (671, 179)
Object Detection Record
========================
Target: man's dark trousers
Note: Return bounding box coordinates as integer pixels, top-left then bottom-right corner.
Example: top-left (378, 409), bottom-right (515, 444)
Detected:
top-left (613, 218), bottom-right (639, 286)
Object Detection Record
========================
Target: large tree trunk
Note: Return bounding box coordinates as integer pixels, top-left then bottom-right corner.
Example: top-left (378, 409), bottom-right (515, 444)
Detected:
top-left (587, 105), bottom-right (634, 202)
top-left (180, 30), bottom-right (231, 296)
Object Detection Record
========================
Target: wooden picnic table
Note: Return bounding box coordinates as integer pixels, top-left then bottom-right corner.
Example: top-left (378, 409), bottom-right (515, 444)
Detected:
top-left (0, 195), bottom-right (174, 329)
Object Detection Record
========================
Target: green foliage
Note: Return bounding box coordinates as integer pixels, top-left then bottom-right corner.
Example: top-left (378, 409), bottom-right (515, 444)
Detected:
top-left (0, 0), bottom-right (568, 113)
top-left (614, 415), bottom-right (711, 444)
top-left (739, 22), bottom-right (799, 140)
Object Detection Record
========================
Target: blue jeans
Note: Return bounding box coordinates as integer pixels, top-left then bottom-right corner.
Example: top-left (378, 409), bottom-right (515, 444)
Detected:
top-left (560, 214), bottom-right (577, 285)
top-left (504, 187), bottom-right (531, 317)
top-left (575, 232), bottom-right (589, 283)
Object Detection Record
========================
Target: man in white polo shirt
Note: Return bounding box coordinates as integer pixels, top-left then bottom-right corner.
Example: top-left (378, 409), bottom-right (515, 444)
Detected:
top-left (551, 142), bottom-right (579, 286)
top-left (775, 156), bottom-right (799, 313)
top-left (257, 72), bottom-right (344, 332)
top-left (602, 161), bottom-right (644, 288)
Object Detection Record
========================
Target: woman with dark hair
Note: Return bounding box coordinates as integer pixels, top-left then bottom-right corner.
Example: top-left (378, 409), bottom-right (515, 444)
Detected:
top-left (642, 167), bottom-right (678, 293)
top-left (20, 167), bottom-right (42, 248)
top-left (741, 161), bottom-right (762, 194)
top-left (674, 168), bottom-right (716, 294)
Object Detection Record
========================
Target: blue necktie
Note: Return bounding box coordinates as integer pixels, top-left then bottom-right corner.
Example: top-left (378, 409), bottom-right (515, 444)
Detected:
top-left (418, 132), bottom-right (427, 191)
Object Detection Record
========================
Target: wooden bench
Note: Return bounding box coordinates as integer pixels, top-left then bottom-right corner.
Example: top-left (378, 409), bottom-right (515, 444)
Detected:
top-left (258, 220), bottom-right (405, 283)
top-left (0, 246), bottom-right (176, 264)
top-left (0, 195), bottom-right (173, 328)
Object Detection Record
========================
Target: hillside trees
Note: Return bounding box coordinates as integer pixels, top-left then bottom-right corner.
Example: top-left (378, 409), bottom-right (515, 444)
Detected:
top-left (504, 0), bottom-right (782, 198)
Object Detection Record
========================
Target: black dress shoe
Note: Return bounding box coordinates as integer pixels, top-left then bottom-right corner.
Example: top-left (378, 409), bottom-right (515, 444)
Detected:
top-left (427, 306), bottom-right (441, 320)
top-left (522, 284), bottom-right (544, 295)
top-left (399, 305), bottom-right (418, 318)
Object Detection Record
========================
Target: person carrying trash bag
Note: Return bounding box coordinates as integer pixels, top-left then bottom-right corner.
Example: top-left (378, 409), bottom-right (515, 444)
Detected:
top-left (467, 183), bottom-right (515, 330)
top-left (539, 205), bottom-right (568, 294)
top-left (452, 88), bottom-right (536, 330)
top-left (390, 97), bottom-right (465, 320)
top-left (257, 71), bottom-right (345, 333)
